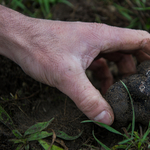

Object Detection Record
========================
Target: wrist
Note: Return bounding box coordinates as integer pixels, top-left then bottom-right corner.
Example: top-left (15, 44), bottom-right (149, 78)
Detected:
top-left (0, 5), bottom-right (35, 64)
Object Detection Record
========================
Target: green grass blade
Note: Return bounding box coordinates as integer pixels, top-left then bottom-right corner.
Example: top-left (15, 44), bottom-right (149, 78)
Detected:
top-left (11, 0), bottom-right (26, 10)
top-left (127, 18), bottom-right (139, 29)
top-left (141, 128), bottom-right (150, 143)
top-left (114, 4), bottom-right (132, 21)
top-left (133, 7), bottom-right (150, 11)
top-left (24, 118), bottom-right (54, 136)
top-left (127, 123), bottom-right (131, 131)
top-left (58, 0), bottom-right (73, 7)
top-left (81, 120), bottom-right (123, 136)
top-left (138, 141), bottom-right (142, 149)
top-left (38, 139), bottom-right (63, 150)
top-left (38, 0), bottom-right (47, 17)
top-left (27, 131), bottom-right (53, 141)
top-left (0, 105), bottom-right (22, 138)
top-left (134, 131), bottom-right (140, 139)
top-left (44, 0), bottom-right (50, 14)
top-left (92, 130), bottom-right (111, 150)
top-left (120, 80), bottom-right (135, 138)
top-left (118, 137), bottom-right (133, 145)
top-left (55, 130), bottom-right (82, 140)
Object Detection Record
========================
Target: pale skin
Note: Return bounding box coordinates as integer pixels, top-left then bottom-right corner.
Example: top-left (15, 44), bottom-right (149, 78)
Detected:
top-left (1, 5), bottom-right (150, 125)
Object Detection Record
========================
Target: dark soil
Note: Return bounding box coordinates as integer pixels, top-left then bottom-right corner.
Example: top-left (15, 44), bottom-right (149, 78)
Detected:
top-left (0, 0), bottom-right (149, 150)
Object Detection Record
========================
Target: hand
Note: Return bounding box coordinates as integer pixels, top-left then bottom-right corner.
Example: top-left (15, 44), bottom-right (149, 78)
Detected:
top-left (1, 6), bottom-right (150, 125)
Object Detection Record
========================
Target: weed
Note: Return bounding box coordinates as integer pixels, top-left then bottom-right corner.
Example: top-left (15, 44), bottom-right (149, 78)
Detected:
top-left (82, 80), bottom-right (150, 150)
top-left (0, 105), bottom-right (82, 150)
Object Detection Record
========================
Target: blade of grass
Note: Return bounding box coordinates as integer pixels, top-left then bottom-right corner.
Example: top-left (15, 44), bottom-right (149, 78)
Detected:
top-left (118, 137), bottom-right (133, 145)
top-left (92, 130), bottom-right (111, 150)
top-left (133, 7), bottom-right (150, 11)
top-left (58, 0), bottom-right (73, 7)
top-left (141, 126), bottom-right (150, 143)
top-left (38, 0), bottom-right (47, 17)
top-left (44, 0), bottom-right (50, 14)
top-left (24, 118), bottom-right (54, 136)
top-left (120, 80), bottom-right (135, 138)
top-left (114, 3), bottom-right (132, 21)
top-left (81, 120), bottom-right (123, 136)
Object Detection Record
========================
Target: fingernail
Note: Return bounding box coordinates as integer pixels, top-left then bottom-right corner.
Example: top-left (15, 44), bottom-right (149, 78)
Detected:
top-left (94, 110), bottom-right (112, 125)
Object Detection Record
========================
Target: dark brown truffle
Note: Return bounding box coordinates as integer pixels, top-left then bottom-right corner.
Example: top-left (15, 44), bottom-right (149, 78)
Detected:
top-left (105, 61), bottom-right (150, 127)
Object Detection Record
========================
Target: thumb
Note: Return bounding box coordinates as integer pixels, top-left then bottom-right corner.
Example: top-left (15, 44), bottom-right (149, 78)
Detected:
top-left (56, 67), bottom-right (114, 125)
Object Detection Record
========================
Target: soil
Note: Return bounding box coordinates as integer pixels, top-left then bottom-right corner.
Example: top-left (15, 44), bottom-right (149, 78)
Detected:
top-left (0, 0), bottom-right (149, 150)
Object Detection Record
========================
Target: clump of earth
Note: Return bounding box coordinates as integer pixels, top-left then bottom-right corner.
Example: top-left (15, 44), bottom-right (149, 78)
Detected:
top-left (105, 61), bottom-right (150, 127)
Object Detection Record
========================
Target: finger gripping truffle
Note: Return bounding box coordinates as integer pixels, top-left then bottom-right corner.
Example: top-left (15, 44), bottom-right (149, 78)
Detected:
top-left (105, 61), bottom-right (150, 127)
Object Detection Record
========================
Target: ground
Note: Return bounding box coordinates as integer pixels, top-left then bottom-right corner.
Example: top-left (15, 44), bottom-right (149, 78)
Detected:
top-left (0, 0), bottom-right (149, 150)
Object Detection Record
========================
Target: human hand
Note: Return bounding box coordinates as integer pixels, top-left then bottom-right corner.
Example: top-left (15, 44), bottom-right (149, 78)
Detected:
top-left (1, 6), bottom-right (150, 125)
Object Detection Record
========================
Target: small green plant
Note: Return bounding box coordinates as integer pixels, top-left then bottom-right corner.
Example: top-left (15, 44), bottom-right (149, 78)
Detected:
top-left (0, 105), bottom-right (82, 150)
top-left (82, 80), bottom-right (150, 150)
top-left (0, 0), bottom-right (73, 19)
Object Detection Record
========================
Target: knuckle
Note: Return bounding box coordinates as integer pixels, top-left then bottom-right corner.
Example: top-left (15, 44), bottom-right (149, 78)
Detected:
top-left (79, 94), bottom-right (100, 113)
top-left (137, 30), bottom-right (149, 36)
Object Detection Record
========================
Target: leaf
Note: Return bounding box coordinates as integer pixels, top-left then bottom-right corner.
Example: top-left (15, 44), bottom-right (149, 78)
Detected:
top-left (25, 144), bottom-right (29, 150)
top-left (15, 143), bottom-right (24, 150)
top-left (9, 139), bottom-right (25, 144)
top-left (0, 105), bottom-right (15, 129)
top-left (92, 130), bottom-right (111, 150)
top-left (0, 105), bottom-right (22, 138)
top-left (24, 118), bottom-right (54, 136)
top-left (38, 139), bottom-right (63, 150)
top-left (55, 130), bottom-right (82, 140)
top-left (81, 120), bottom-right (123, 136)
top-left (12, 129), bottom-right (23, 138)
top-left (27, 131), bottom-right (53, 141)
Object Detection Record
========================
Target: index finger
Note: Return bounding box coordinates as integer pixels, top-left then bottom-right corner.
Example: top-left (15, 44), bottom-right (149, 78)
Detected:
top-left (86, 23), bottom-right (150, 55)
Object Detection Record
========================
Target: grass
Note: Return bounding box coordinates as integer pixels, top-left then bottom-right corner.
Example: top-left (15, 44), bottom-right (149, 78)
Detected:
top-left (82, 80), bottom-right (150, 150)
top-left (113, 0), bottom-right (150, 31)
top-left (0, 0), bottom-right (73, 19)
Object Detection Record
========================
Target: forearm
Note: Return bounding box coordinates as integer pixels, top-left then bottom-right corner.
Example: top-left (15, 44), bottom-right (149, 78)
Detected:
top-left (0, 5), bottom-right (34, 64)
